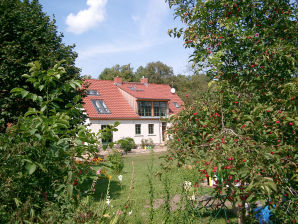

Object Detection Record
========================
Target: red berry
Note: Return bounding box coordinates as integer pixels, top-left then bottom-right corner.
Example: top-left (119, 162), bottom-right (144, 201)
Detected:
top-left (234, 101), bottom-right (238, 104)
top-left (289, 122), bottom-right (293, 126)
top-left (185, 94), bottom-right (189, 97)
top-left (276, 120), bottom-right (280, 124)
top-left (193, 112), bottom-right (198, 116)
top-left (73, 178), bottom-right (78, 186)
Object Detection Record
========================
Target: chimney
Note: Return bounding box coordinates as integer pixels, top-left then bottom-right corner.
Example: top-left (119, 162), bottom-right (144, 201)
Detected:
top-left (114, 76), bottom-right (122, 85)
top-left (140, 76), bottom-right (148, 84)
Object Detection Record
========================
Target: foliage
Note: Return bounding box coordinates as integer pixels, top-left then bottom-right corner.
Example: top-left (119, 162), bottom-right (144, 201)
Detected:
top-left (98, 123), bottom-right (120, 150)
top-left (107, 150), bottom-right (124, 174)
top-left (141, 138), bottom-right (155, 149)
top-left (0, 62), bottom-right (98, 223)
top-left (135, 61), bottom-right (174, 84)
top-left (98, 64), bottom-right (135, 81)
top-left (0, 0), bottom-right (83, 132)
top-left (166, 0), bottom-right (297, 223)
top-left (118, 137), bottom-right (136, 153)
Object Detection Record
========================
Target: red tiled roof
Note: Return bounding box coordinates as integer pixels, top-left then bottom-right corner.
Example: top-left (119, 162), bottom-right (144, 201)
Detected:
top-left (118, 82), bottom-right (184, 115)
top-left (83, 79), bottom-right (184, 119)
top-left (83, 79), bottom-right (140, 119)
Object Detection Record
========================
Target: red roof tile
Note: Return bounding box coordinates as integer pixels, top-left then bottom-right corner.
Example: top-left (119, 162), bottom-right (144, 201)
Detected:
top-left (83, 79), bottom-right (184, 119)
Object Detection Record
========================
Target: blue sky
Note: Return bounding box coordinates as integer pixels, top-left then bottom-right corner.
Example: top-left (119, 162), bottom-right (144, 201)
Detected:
top-left (39, 0), bottom-right (193, 78)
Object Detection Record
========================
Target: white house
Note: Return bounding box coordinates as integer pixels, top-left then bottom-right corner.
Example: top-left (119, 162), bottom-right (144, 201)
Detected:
top-left (83, 77), bottom-right (183, 145)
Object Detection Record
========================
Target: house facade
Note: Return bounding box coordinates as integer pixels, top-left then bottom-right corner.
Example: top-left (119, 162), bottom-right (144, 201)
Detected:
top-left (83, 77), bottom-right (183, 145)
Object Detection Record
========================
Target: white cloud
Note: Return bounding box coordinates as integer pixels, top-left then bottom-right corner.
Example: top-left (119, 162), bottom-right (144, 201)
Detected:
top-left (66, 0), bottom-right (107, 35)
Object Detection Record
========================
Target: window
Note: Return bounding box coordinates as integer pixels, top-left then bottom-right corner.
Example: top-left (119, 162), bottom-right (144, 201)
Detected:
top-left (154, 102), bottom-right (167, 116)
top-left (87, 90), bottom-right (99, 96)
top-left (101, 125), bottom-right (113, 144)
top-left (92, 100), bottom-right (111, 114)
top-left (135, 124), bottom-right (141, 135)
top-left (173, 102), bottom-right (180, 108)
top-left (148, 124), bottom-right (154, 134)
top-left (138, 101), bottom-right (152, 116)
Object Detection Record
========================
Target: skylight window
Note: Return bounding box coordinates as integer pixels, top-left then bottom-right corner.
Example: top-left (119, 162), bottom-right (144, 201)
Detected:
top-left (92, 100), bottom-right (111, 114)
top-left (173, 102), bottom-right (180, 108)
top-left (87, 90), bottom-right (100, 96)
top-left (128, 86), bottom-right (144, 92)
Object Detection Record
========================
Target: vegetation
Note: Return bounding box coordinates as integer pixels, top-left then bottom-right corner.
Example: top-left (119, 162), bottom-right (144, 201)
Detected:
top-left (82, 153), bottom-right (229, 223)
top-left (141, 138), bottom-right (155, 149)
top-left (117, 137), bottom-right (136, 153)
top-left (0, 0), bottom-right (83, 132)
top-left (107, 150), bottom-right (125, 174)
top-left (166, 0), bottom-right (297, 223)
top-left (0, 62), bottom-right (101, 222)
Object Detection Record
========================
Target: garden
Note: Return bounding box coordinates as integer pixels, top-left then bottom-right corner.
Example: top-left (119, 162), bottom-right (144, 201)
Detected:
top-left (0, 0), bottom-right (297, 223)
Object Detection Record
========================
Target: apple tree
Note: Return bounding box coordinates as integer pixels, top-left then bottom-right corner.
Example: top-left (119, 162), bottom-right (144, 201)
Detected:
top-left (166, 0), bottom-right (297, 223)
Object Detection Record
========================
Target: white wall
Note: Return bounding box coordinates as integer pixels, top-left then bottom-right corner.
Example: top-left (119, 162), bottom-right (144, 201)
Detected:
top-left (88, 119), bottom-right (164, 144)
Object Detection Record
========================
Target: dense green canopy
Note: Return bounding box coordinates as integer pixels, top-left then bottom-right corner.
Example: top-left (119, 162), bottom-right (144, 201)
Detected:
top-left (0, 0), bottom-right (83, 132)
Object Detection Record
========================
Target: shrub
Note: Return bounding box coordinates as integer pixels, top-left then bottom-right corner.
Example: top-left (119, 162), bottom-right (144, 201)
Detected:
top-left (0, 62), bottom-right (99, 223)
top-left (118, 137), bottom-right (136, 153)
top-left (107, 150), bottom-right (124, 174)
top-left (141, 138), bottom-right (155, 149)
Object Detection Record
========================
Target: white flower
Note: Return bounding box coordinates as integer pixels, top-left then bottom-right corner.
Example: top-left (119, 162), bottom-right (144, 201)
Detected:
top-left (118, 175), bottom-right (123, 182)
top-left (106, 199), bottom-right (110, 206)
top-left (190, 193), bottom-right (196, 201)
top-left (128, 210), bottom-right (132, 215)
top-left (184, 181), bottom-right (192, 191)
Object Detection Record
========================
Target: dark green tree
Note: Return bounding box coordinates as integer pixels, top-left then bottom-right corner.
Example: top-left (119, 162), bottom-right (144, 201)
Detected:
top-left (0, 0), bottom-right (83, 132)
top-left (135, 61), bottom-right (174, 84)
top-left (98, 64), bottom-right (135, 81)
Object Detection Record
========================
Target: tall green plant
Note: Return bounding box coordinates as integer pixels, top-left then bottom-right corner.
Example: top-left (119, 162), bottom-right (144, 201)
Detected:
top-left (0, 62), bottom-right (98, 223)
top-left (166, 0), bottom-right (297, 223)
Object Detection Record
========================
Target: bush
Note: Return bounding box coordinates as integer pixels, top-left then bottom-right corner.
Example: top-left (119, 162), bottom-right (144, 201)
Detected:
top-left (0, 62), bottom-right (99, 223)
top-left (141, 138), bottom-right (155, 149)
top-left (118, 137), bottom-right (136, 153)
top-left (107, 150), bottom-right (124, 174)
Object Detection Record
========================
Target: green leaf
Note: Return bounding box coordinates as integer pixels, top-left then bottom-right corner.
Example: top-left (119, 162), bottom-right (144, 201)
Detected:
top-left (14, 198), bottom-right (22, 207)
top-left (67, 184), bottom-right (73, 198)
top-left (26, 163), bottom-right (37, 175)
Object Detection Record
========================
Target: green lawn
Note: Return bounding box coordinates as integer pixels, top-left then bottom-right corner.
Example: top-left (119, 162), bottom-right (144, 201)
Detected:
top-left (87, 152), bottom-right (233, 223)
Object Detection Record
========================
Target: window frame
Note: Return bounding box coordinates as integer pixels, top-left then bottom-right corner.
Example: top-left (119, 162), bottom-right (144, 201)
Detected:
top-left (92, 99), bottom-right (111, 114)
top-left (135, 124), bottom-right (141, 135)
top-left (148, 124), bottom-right (154, 134)
top-left (154, 101), bottom-right (167, 116)
top-left (87, 90), bottom-right (100, 96)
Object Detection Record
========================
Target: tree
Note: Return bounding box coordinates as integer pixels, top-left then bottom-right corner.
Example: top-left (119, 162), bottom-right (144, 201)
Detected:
top-left (166, 0), bottom-right (297, 223)
top-left (0, 0), bottom-right (82, 132)
top-left (135, 61), bottom-right (174, 84)
top-left (98, 64), bottom-right (136, 81)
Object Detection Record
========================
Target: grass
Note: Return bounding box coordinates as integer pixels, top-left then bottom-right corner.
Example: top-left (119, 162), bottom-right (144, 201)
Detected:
top-left (85, 151), bottom-right (234, 223)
